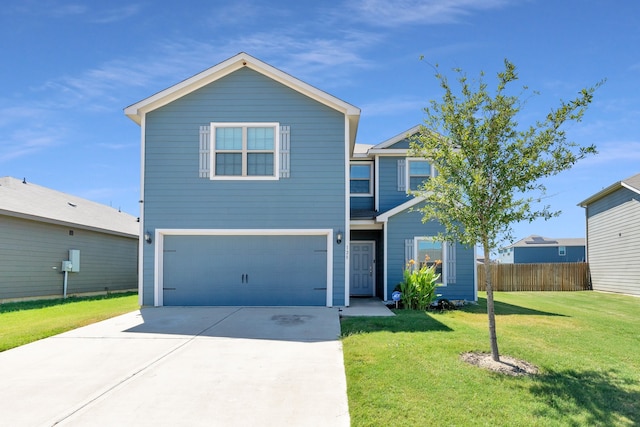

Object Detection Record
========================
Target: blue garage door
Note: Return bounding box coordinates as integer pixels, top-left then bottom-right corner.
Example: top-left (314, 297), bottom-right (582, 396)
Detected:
top-left (162, 234), bottom-right (327, 306)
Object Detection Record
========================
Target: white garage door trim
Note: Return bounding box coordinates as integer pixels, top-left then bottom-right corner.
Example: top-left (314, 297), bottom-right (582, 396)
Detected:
top-left (153, 229), bottom-right (334, 307)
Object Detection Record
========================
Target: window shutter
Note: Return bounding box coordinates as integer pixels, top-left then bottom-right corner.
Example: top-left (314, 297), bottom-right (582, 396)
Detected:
top-left (397, 159), bottom-right (406, 191)
top-left (446, 241), bottom-right (456, 284)
top-left (404, 238), bottom-right (414, 267)
top-left (280, 125), bottom-right (290, 178)
top-left (199, 125), bottom-right (210, 178)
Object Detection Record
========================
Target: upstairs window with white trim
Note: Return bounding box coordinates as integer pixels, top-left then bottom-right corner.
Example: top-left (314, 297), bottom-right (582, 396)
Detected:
top-left (350, 162), bottom-right (373, 196)
top-left (558, 246), bottom-right (566, 256)
top-left (407, 159), bottom-right (434, 191)
top-left (209, 123), bottom-right (280, 180)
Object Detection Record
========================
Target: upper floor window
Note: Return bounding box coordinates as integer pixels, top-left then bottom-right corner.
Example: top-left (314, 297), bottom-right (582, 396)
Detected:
top-left (210, 123), bottom-right (279, 180)
top-left (407, 159), bottom-right (434, 191)
top-left (350, 162), bottom-right (373, 196)
top-left (558, 246), bottom-right (566, 256)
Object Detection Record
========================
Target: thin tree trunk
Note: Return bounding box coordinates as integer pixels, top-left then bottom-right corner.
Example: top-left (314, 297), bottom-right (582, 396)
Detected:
top-left (483, 242), bottom-right (500, 362)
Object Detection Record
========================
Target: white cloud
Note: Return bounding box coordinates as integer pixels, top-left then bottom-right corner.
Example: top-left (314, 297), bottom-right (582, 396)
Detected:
top-left (97, 142), bottom-right (136, 150)
top-left (359, 96), bottom-right (425, 117)
top-left (91, 5), bottom-right (142, 24)
top-left (0, 127), bottom-right (66, 162)
top-left (344, 0), bottom-right (513, 27)
top-left (578, 140), bottom-right (640, 167)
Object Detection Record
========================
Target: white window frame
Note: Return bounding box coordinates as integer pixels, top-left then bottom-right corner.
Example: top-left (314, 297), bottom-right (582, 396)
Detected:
top-left (350, 161), bottom-right (373, 197)
top-left (209, 122), bottom-right (280, 180)
top-left (558, 246), bottom-right (566, 256)
top-left (406, 158), bottom-right (435, 192)
top-left (414, 236), bottom-right (447, 286)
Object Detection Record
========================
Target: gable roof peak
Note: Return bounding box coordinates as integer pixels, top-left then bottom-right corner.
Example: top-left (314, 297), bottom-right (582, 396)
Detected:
top-left (578, 172), bottom-right (640, 207)
top-left (371, 124), bottom-right (422, 150)
top-left (124, 51), bottom-right (360, 124)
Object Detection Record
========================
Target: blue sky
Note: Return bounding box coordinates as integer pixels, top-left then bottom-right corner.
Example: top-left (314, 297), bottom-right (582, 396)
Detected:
top-left (2, 0), bottom-right (639, 245)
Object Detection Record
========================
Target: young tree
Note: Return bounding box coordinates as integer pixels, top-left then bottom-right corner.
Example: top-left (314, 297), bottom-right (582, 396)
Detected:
top-left (410, 60), bottom-right (602, 361)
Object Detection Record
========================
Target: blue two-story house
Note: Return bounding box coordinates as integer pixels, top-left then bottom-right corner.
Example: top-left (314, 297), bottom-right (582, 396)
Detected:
top-left (125, 52), bottom-right (477, 307)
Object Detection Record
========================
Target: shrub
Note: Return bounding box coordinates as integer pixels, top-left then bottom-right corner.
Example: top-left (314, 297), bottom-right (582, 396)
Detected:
top-left (398, 258), bottom-right (441, 310)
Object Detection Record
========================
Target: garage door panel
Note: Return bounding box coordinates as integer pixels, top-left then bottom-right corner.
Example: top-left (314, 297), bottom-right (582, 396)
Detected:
top-left (163, 234), bottom-right (327, 306)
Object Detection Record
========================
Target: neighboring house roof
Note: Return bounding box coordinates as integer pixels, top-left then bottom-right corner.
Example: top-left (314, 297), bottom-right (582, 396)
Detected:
top-left (124, 52), bottom-right (361, 149)
top-left (504, 235), bottom-right (585, 249)
top-left (578, 173), bottom-right (640, 206)
top-left (0, 177), bottom-right (138, 238)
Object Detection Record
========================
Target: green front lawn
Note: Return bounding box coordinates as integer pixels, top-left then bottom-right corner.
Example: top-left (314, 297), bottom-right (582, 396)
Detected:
top-left (341, 292), bottom-right (640, 426)
top-left (0, 292), bottom-right (139, 352)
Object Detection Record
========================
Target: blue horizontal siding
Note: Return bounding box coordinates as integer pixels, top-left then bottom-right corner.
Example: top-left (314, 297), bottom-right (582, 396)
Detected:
top-left (351, 196), bottom-right (374, 211)
top-left (386, 207), bottom-right (475, 301)
top-left (378, 156), bottom-right (411, 212)
top-left (514, 246), bottom-right (586, 263)
top-left (141, 67), bottom-right (347, 306)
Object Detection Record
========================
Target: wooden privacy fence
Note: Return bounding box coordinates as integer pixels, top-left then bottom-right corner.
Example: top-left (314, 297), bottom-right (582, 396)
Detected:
top-left (477, 263), bottom-right (591, 292)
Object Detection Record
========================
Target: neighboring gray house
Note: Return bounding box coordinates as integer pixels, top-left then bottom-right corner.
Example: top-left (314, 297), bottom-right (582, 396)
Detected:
top-left (497, 235), bottom-right (586, 264)
top-left (578, 173), bottom-right (640, 296)
top-left (125, 52), bottom-right (477, 307)
top-left (0, 177), bottom-right (139, 302)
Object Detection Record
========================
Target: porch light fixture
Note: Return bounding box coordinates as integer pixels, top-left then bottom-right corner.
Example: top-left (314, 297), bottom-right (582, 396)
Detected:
top-left (144, 231), bottom-right (153, 244)
top-left (336, 230), bottom-right (343, 244)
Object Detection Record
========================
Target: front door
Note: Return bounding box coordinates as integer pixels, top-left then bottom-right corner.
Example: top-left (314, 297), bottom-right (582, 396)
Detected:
top-left (350, 241), bottom-right (375, 296)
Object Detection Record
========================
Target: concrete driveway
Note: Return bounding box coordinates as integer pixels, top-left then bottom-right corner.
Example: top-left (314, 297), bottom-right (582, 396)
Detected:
top-left (0, 307), bottom-right (349, 426)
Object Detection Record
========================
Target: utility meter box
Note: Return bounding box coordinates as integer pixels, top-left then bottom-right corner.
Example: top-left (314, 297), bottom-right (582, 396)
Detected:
top-left (62, 260), bottom-right (73, 272)
top-left (69, 249), bottom-right (80, 272)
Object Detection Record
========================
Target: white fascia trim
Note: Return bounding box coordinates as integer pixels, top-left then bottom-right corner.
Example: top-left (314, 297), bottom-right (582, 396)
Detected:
top-left (370, 124), bottom-right (421, 150)
top-left (621, 182), bottom-right (640, 196)
top-left (153, 229), bottom-right (334, 307)
top-left (138, 114), bottom-right (146, 307)
top-left (367, 148), bottom-right (409, 155)
top-left (577, 180), bottom-right (640, 207)
top-left (125, 52), bottom-right (360, 124)
top-left (344, 116), bottom-right (351, 307)
top-left (376, 196), bottom-right (426, 222)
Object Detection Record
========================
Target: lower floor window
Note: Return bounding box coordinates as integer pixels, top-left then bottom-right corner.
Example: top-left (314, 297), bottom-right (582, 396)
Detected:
top-left (415, 237), bottom-right (445, 284)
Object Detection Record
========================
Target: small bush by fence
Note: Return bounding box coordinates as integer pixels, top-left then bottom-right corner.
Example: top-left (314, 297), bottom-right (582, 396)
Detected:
top-left (477, 262), bottom-right (591, 292)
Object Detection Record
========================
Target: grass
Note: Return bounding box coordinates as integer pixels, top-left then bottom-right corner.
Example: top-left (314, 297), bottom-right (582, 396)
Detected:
top-left (0, 292), bottom-right (139, 352)
top-left (341, 291), bottom-right (640, 426)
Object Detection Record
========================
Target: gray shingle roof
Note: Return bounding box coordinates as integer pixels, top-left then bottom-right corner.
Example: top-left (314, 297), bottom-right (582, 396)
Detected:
top-left (0, 177), bottom-right (138, 238)
top-left (623, 173), bottom-right (640, 192)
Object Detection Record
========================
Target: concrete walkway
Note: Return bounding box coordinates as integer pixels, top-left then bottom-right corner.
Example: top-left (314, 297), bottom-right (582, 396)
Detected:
top-left (340, 297), bottom-right (395, 317)
top-left (0, 307), bottom-right (349, 427)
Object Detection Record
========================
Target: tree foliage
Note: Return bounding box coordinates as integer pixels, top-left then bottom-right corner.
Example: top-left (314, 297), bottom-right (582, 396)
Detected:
top-left (410, 60), bottom-right (602, 360)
